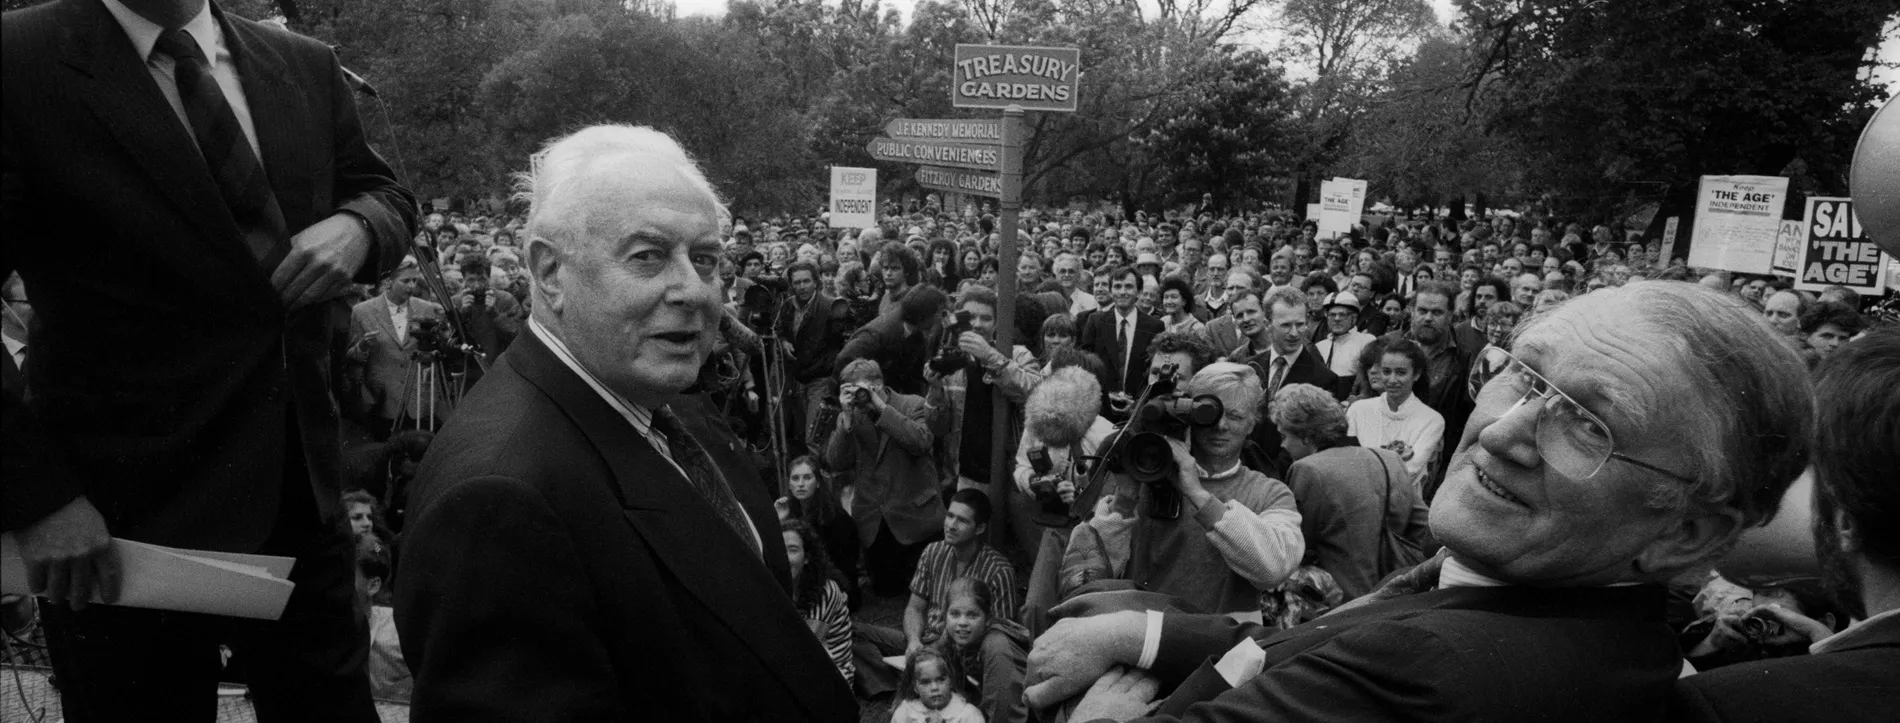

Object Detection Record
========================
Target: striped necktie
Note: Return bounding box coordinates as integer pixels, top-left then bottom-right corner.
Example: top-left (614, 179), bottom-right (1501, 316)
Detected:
top-left (652, 406), bottom-right (761, 558)
top-left (152, 29), bottom-right (288, 270)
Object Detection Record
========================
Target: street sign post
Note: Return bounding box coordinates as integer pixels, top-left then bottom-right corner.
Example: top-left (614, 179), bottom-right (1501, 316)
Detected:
top-left (915, 166), bottom-right (1001, 197)
top-left (884, 118), bottom-right (1002, 145)
top-left (953, 45), bottom-right (1082, 112)
top-left (865, 138), bottom-right (1000, 172)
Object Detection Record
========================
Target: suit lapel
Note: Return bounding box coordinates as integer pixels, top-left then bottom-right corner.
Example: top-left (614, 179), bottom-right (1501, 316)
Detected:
top-left (57, 0), bottom-right (256, 281)
top-left (216, 5), bottom-right (311, 228)
top-left (507, 331), bottom-right (838, 719)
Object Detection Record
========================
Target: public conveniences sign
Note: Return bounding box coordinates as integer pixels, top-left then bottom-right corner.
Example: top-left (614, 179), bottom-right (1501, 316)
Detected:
top-left (866, 138), bottom-right (1000, 172)
top-left (953, 44), bottom-right (1082, 112)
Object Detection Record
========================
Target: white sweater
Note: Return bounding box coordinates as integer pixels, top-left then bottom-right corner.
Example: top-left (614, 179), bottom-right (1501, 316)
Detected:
top-left (1347, 393), bottom-right (1446, 484)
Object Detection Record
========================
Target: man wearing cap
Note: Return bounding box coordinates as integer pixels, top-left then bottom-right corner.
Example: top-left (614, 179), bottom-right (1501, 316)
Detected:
top-left (1135, 252), bottom-right (1163, 279)
top-left (1312, 292), bottom-right (1375, 381)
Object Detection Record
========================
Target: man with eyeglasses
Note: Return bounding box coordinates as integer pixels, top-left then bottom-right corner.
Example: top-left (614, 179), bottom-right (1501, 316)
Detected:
top-left (1023, 282), bottom-right (1813, 723)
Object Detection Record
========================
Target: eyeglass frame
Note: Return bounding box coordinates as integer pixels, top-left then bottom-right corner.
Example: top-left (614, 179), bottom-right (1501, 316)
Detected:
top-left (1467, 345), bottom-right (1698, 485)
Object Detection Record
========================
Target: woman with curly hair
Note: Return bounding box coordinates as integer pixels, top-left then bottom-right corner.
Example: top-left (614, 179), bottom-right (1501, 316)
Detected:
top-left (782, 519), bottom-right (855, 688)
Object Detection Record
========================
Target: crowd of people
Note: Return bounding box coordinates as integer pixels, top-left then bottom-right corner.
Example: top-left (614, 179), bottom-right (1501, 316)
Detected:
top-left (280, 185), bottom-right (1892, 719)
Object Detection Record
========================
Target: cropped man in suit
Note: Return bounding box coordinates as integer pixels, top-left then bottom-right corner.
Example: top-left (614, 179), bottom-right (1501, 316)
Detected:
top-left (3, 0), bottom-right (415, 719)
top-left (1668, 328), bottom-right (1900, 723)
top-left (1238, 288), bottom-right (1341, 460)
top-left (776, 260), bottom-right (849, 453)
top-left (1079, 265), bottom-right (1164, 397)
top-left (396, 125), bottom-right (855, 722)
top-left (1022, 283), bottom-right (1814, 723)
top-left (348, 261), bottom-right (446, 439)
top-left (1199, 267), bottom-right (1258, 356)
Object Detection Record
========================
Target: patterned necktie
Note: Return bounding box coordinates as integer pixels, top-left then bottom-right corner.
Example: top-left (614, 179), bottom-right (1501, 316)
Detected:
top-left (651, 407), bottom-right (761, 558)
top-left (152, 29), bottom-right (288, 271)
top-left (1270, 356), bottom-right (1289, 394)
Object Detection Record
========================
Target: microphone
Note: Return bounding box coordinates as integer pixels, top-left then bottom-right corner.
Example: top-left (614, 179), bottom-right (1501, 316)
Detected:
top-left (341, 66), bottom-right (379, 98)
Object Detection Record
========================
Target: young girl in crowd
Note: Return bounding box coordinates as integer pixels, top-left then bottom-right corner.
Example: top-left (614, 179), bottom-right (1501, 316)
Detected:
top-left (782, 519), bottom-right (855, 687)
top-left (776, 456), bottom-right (863, 610)
top-left (891, 648), bottom-right (983, 723)
top-left (939, 578), bottom-right (1030, 723)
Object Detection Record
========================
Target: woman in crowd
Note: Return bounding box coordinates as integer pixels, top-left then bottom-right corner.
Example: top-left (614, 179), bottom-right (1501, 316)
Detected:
top-left (1378, 294), bottom-right (1408, 337)
top-left (775, 455), bottom-right (863, 610)
top-left (1269, 383), bottom-right (1433, 600)
top-left (1409, 264), bottom-right (1435, 300)
top-left (927, 239), bottom-right (962, 291)
top-left (960, 248), bottom-right (983, 283)
top-left (939, 578), bottom-right (1031, 723)
top-left (1347, 338), bottom-right (1446, 489)
top-left (782, 519), bottom-right (855, 688)
top-left (1158, 276), bottom-right (1204, 336)
top-left (1486, 300), bottom-right (1523, 349)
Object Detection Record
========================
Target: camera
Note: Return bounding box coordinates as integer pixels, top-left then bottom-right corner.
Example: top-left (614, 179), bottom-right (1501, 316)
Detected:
top-left (1100, 362), bottom-right (1224, 520)
top-left (1737, 614), bottom-right (1784, 641)
top-left (927, 310), bottom-right (975, 375)
top-left (1026, 447), bottom-right (1077, 528)
top-left (741, 278), bottom-right (785, 334)
top-left (848, 385), bottom-right (871, 408)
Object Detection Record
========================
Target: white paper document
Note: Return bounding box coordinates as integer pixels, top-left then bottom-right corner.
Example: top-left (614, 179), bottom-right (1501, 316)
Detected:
top-left (1, 535), bottom-right (296, 620)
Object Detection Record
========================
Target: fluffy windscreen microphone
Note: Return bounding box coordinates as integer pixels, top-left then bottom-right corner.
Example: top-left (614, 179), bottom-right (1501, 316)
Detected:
top-left (1026, 366), bottom-right (1102, 448)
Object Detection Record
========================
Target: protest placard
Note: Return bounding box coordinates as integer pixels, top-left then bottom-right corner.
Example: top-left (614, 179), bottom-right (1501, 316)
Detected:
top-left (827, 167), bottom-right (876, 229)
top-left (1317, 180), bottom-right (1355, 239)
top-left (1660, 217), bottom-right (1681, 264)
top-left (1794, 197), bottom-right (1887, 295)
top-left (1770, 220), bottom-right (1805, 277)
top-left (1686, 175), bottom-right (1788, 274)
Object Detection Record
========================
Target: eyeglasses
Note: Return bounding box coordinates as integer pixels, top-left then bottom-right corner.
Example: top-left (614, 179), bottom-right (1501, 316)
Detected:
top-left (1466, 346), bottom-right (1696, 484)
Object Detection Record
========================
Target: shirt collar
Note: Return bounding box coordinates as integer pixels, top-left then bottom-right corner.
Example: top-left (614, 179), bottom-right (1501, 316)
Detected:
top-left (103, 0), bottom-right (218, 63)
top-left (1196, 459), bottom-right (1244, 480)
top-left (529, 317), bottom-right (655, 436)
top-left (1811, 606), bottom-right (1900, 655)
top-left (1437, 557), bottom-right (1509, 588)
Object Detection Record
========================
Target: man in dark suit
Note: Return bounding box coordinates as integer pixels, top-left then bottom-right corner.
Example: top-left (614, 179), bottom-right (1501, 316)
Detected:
top-left (1239, 288), bottom-right (1341, 459)
top-left (1668, 328), bottom-right (1900, 723)
top-left (396, 125), bottom-right (856, 722)
top-left (777, 260), bottom-right (849, 452)
top-left (3, 0), bottom-right (414, 719)
top-left (1079, 265), bottom-right (1164, 397)
top-left (1020, 282), bottom-right (1816, 723)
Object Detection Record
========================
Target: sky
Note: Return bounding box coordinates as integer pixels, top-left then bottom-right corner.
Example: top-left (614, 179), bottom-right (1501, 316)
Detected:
top-left (669, 0), bottom-right (1899, 94)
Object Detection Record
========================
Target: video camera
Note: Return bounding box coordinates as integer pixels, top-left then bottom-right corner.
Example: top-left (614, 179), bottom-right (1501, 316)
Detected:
top-left (741, 278), bottom-right (787, 335)
top-left (1099, 362), bottom-right (1224, 520)
top-left (927, 310), bottom-right (975, 375)
top-left (410, 318), bottom-right (467, 361)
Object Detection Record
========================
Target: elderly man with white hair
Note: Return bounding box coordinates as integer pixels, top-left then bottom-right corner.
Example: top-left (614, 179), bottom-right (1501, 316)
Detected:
top-left (396, 125), bottom-right (857, 721)
top-left (1024, 281), bottom-right (1813, 723)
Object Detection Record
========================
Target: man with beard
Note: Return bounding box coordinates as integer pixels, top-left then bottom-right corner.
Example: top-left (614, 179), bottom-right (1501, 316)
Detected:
top-left (1454, 277), bottom-right (1507, 352)
top-left (1668, 328), bottom-right (1899, 722)
top-left (1408, 282), bottom-right (1476, 499)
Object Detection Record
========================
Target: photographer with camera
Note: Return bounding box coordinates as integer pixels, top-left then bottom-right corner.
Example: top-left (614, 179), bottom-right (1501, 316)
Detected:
top-left (454, 257), bottom-right (521, 367)
top-left (350, 260), bottom-right (447, 440)
top-left (827, 359), bottom-right (943, 598)
top-left (926, 285), bottom-right (1036, 555)
top-left (837, 286), bottom-right (948, 397)
top-left (1080, 362), bottom-right (1305, 618)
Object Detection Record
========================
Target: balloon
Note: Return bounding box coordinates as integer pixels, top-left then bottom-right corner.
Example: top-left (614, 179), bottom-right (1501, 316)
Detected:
top-left (1850, 97), bottom-right (1900, 259)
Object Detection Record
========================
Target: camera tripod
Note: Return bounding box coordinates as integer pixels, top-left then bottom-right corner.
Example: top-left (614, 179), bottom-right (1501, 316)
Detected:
top-left (394, 348), bottom-right (469, 431)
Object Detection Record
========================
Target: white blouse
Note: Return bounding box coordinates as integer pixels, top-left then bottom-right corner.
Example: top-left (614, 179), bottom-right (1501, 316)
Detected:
top-left (1346, 393), bottom-right (1446, 485)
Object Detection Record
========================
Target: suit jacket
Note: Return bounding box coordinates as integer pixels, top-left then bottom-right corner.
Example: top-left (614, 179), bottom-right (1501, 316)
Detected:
top-left (1, 0), bottom-right (414, 548)
top-left (777, 291), bottom-right (849, 384)
top-left (825, 390), bottom-right (942, 546)
top-left (348, 295), bottom-right (446, 420)
top-left (1201, 315), bottom-right (1244, 361)
top-left (1079, 306), bottom-right (1164, 396)
top-left (1242, 345), bottom-right (1342, 457)
top-left (1666, 612), bottom-right (1900, 723)
top-left (396, 329), bottom-right (856, 722)
top-left (836, 309), bottom-right (929, 396)
top-left (1140, 585), bottom-right (1682, 723)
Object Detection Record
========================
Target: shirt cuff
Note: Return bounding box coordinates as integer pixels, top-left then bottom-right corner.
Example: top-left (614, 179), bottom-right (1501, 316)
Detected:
top-left (1137, 610), bottom-right (1164, 670)
top-left (1213, 637), bottom-right (1267, 688)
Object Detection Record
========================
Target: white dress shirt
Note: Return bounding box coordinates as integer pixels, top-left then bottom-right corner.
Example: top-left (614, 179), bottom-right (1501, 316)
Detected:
top-left (102, 0), bottom-right (263, 163)
top-left (387, 298), bottom-right (409, 344)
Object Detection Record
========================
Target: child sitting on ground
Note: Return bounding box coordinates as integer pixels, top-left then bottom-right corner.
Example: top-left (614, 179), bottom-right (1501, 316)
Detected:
top-left (891, 647), bottom-right (983, 723)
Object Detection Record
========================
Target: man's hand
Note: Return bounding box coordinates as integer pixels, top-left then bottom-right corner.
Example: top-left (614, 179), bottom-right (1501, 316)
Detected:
top-left (1024, 610), bottom-right (1147, 709)
top-left (1167, 436), bottom-right (1206, 500)
top-left (1748, 604), bottom-right (1835, 646)
top-left (273, 213), bottom-right (372, 310)
top-left (16, 496), bottom-right (121, 609)
top-left (957, 331), bottom-right (1002, 367)
top-left (1068, 666), bottom-right (1161, 723)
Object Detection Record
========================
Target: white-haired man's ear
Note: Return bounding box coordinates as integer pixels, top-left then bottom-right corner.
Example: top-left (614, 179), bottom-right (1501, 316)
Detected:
top-left (526, 237), bottom-right (566, 316)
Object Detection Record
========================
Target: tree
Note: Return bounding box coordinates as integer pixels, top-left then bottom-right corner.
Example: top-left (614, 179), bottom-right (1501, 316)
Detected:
top-left (1137, 48), bottom-right (1301, 208)
top-left (1458, 0), bottom-right (1896, 229)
